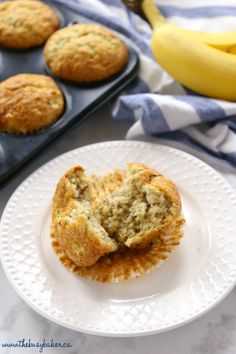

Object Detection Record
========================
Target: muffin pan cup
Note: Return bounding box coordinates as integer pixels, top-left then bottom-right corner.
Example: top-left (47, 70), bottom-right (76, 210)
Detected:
top-left (0, 1), bottom-right (139, 185)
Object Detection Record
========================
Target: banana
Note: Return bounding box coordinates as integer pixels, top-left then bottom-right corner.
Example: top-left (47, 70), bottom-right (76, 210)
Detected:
top-left (229, 46), bottom-right (236, 54)
top-left (141, 0), bottom-right (236, 100)
top-left (161, 24), bottom-right (236, 52)
top-left (141, 0), bottom-right (236, 52)
top-left (151, 22), bottom-right (236, 100)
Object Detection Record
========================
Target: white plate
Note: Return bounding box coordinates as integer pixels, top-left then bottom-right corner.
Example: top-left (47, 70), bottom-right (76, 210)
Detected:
top-left (1, 141), bottom-right (236, 337)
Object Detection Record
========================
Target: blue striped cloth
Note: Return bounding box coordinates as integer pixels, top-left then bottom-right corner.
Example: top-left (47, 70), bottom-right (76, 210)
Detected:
top-left (53, 0), bottom-right (236, 168)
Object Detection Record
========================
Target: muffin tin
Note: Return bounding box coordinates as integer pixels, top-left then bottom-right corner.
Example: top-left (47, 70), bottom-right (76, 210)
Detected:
top-left (0, 1), bottom-right (139, 185)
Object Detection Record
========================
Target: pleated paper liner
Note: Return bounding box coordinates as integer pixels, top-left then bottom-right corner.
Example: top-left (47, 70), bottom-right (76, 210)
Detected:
top-left (51, 216), bottom-right (185, 283)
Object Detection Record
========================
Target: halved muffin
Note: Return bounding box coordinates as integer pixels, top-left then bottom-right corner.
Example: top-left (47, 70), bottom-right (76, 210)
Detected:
top-left (51, 166), bottom-right (117, 267)
top-left (51, 163), bottom-right (182, 268)
top-left (98, 163), bottom-right (181, 249)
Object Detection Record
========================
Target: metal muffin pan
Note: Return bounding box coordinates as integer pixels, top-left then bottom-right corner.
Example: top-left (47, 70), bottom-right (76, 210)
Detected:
top-left (0, 1), bottom-right (139, 185)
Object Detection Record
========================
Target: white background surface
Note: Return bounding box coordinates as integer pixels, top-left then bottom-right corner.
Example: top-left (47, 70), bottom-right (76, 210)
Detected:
top-left (1, 105), bottom-right (236, 353)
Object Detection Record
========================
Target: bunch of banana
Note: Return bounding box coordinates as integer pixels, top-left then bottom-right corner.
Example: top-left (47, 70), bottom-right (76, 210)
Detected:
top-left (142, 0), bottom-right (236, 100)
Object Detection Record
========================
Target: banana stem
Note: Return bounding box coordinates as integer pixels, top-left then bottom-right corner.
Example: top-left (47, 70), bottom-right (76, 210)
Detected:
top-left (141, 0), bottom-right (166, 28)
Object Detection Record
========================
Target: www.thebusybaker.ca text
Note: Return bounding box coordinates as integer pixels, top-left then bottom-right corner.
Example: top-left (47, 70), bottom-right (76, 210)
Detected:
top-left (1, 338), bottom-right (72, 352)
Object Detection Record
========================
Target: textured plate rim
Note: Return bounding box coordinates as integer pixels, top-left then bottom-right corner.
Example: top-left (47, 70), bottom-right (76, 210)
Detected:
top-left (1, 140), bottom-right (236, 337)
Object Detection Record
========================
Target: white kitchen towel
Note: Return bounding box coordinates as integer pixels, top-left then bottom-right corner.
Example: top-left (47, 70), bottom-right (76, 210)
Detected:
top-left (52, 0), bottom-right (236, 186)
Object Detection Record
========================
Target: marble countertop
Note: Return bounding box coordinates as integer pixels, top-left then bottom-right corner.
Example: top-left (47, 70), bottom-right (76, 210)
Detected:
top-left (0, 105), bottom-right (236, 354)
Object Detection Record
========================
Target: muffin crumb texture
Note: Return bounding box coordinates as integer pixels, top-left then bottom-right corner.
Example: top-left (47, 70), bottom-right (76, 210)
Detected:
top-left (0, 0), bottom-right (60, 49)
top-left (51, 163), bottom-right (184, 282)
top-left (44, 23), bottom-right (128, 82)
top-left (0, 74), bottom-right (64, 134)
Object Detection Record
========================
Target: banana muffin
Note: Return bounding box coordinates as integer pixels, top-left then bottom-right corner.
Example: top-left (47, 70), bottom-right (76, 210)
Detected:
top-left (0, 74), bottom-right (64, 134)
top-left (51, 166), bottom-right (118, 267)
top-left (44, 23), bottom-right (128, 82)
top-left (51, 163), bottom-right (182, 268)
top-left (0, 0), bottom-right (60, 49)
top-left (52, 216), bottom-right (184, 283)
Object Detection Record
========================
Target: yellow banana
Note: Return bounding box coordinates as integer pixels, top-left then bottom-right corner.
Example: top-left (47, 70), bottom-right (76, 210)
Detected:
top-left (142, 0), bottom-right (236, 52)
top-left (162, 24), bottom-right (236, 52)
top-left (229, 46), bottom-right (236, 54)
top-left (141, 0), bottom-right (236, 100)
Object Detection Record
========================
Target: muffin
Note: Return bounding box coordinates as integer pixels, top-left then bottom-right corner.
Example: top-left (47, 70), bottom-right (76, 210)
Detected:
top-left (97, 163), bottom-right (181, 249)
top-left (0, 74), bottom-right (64, 134)
top-left (44, 23), bottom-right (128, 82)
top-left (51, 163), bottom-right (182, 268)
top-left (0, 0), bottom-right (60, 49)
top-left (51, 166), bottom-right (118, 267)
top-left (52, 216), bottom-right (184, 283)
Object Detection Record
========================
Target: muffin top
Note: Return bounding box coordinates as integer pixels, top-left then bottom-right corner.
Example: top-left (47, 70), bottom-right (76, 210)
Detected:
top-left (0, 74), bottom-right (64, 134)
top-left (0, 0), bottom-right (60, 49)
top-left (44, 23), bottom-right (128, 82)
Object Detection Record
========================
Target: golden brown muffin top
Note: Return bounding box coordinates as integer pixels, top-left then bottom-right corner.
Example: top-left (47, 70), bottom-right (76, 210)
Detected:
top-left (0, 0), bottom-right (60, 49)
top-left (0, 73), bottom-right (64, 134)
top-left (44, 23), bottom-right (128, 82)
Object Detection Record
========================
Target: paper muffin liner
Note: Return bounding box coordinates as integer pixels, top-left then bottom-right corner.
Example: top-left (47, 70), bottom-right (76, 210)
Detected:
top-left (51, 216), bottom-right (184, 283)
